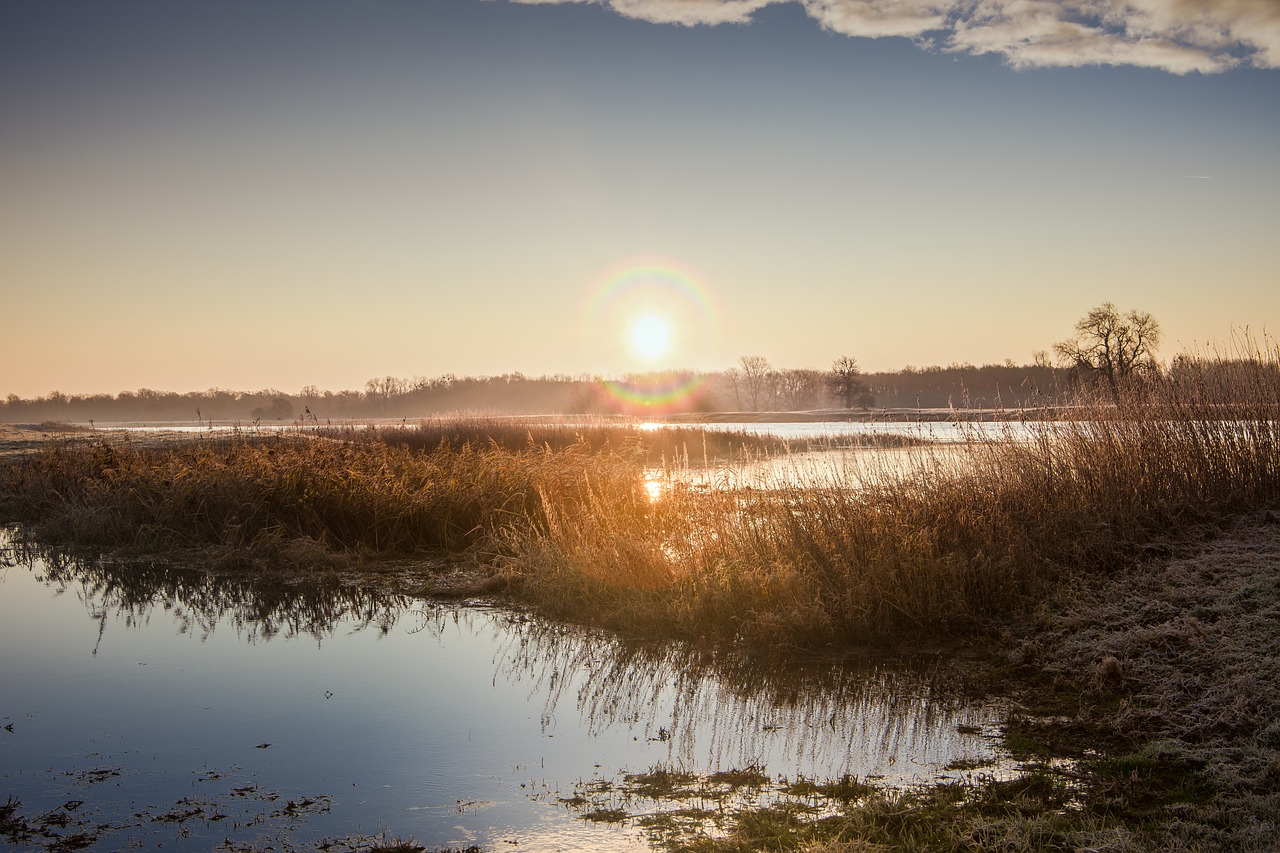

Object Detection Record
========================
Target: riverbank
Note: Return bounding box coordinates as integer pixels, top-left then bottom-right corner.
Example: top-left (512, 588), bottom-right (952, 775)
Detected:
top-left (3, 372), bottom-right (1278, 648)
top-left (540, 513), bottom-right (1280, 851)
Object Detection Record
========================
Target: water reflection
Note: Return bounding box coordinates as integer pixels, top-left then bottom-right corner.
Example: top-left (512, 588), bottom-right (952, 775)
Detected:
top-left (4, 529), bottom-right (997, 781)
top-left (653, 445), bottom-right (970, 493)
top-left (496, 618), bottom-right (993, 779)
top-left (1, 528), bottom-right (1004, 851)
top-left (5, 533), bottom-right (410, 645)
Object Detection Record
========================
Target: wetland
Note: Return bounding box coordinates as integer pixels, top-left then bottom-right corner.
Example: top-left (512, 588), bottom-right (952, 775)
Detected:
top-left (3, 354), bottom-right (1280, 850)
top-left (0, 532), bottom-right (1004, 852)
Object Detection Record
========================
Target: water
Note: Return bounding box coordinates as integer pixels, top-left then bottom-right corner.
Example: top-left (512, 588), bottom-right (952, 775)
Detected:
top-left (638, 421), bottom-right (1041, 493)
top-left (0, 531), bottom-right (1011, 852)
top-left (643, 420), bottom-right (1041, 444)
top-left (100, 419), bottom-right (1042, 444)
top-left (72, 419), bottom-right (1039, 496)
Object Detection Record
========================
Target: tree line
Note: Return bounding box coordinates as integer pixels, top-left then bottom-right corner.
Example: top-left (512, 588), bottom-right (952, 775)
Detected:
top-left (3, 305), bottom-right (1217, 424)
top-left (0, 360), bottom-right (1075, 424)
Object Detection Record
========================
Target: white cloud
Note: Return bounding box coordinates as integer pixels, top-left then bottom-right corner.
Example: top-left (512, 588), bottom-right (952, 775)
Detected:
top-left (609, 0), bottom-right (781, 25)
top-left (949, 1), bottom-right (1220, 72)
top-left (507, 0), bottom-right (1280, 72)
top-left (510, 0), bottom-right (784, 26)
top-left (948, 0), bottom-right (1280, 72)
top-left (1126, 0), bottom-right (1280, 67)
top-left (802, 0), bottom-right (952, 39)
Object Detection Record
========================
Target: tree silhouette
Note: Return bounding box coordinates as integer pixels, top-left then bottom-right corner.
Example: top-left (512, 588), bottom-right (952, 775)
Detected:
top-left (736, 355), bottom-right (773, 411)
top-left (827, 356), bottom-right (871, 409)
top-left (1054, 303), bottom-right (1161, 398)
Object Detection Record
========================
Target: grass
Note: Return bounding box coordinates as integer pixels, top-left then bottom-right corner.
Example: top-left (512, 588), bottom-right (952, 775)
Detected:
top-left (499, 345), bottom-right (1280, 648)
top-left (5, 353), bottom-right (1280, 852)
top-left (559, 760), bottom-right (1191, 852)
top-left (0, 431), bottom-right (639, 557)
top-left (558, 748), bottom-right (1244, 852)
top-left (319, 417), bottom-right (930, 461)
top-left (2, 346), bottom-right (1278, 651)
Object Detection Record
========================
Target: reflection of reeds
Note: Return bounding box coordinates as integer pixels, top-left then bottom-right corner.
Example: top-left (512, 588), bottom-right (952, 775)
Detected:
top-left (6, 533), bottom-right (412, 642)
top-left (4, 532), bottom-right (989, 777)
top-left (2, 344), bottom-right (1278, 649)
top-left (494, 615), bottom-right (991, 776)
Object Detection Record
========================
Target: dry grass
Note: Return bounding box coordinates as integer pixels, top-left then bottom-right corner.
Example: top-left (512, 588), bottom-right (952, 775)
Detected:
top-left (320, 417), bottom-right (927, 461)
top-left (2, 345), bottom-right (1278, 650)
top-left (0, 433), bottom-right (643, 560)
top-left (499, 345), bottom-right (1280, 648)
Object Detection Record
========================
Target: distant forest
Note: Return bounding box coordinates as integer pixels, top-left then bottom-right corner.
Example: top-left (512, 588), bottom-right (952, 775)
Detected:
top-left (2, 360), bottom-right (1069, 424)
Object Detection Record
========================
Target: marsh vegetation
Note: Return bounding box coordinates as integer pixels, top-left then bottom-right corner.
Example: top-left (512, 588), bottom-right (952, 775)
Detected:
top-left (3, 347), bottom-right (1278, 650)
top-left (2, 343), bottom-right (1279, 849)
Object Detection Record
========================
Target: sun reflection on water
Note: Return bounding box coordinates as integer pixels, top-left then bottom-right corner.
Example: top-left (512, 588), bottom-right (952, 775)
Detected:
top-left (644, 477), bottom-right (664, 502)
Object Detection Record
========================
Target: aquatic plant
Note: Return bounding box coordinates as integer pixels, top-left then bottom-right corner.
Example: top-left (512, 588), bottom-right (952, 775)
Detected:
top-left (0, 432), bottom-right (642, 556)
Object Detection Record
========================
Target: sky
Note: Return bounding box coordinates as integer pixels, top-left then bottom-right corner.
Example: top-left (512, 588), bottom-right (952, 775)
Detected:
top-left (2, 0), bottom-right (1278, 398)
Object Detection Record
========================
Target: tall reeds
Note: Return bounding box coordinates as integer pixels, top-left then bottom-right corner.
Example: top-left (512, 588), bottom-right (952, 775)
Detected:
top-left (499, 344), bottom-right (1280, 647)
top-left (318, 417), bottom-right (925, 460)
top-left (2, 345), bottom-right (1277, 649)
top-left (0, 434), bottom-right (643, 557)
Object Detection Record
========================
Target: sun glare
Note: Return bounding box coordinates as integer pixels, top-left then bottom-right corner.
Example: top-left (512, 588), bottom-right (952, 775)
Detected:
top-left (629, 314), bottom-right (671, 360)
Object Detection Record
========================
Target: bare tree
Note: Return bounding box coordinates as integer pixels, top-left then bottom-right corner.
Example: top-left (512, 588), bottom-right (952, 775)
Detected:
top-left (776, 368), bottom-right (824, 410)
top-left (721, 367), bottom-right (744, 410)
top-left (828, 356), bottom-right (872, 409)
top-left (1054, 303), bottom-right (1161, 398)
top-left (737, 355), bottom-right (773, 411)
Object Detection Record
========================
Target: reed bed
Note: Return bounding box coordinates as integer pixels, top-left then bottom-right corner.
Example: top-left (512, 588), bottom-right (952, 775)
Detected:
top-left (2, 346), bottom-right (1278, 648)
top-left (0, 434), bottom-right (645, 558)
top-left (318, 417), bottom-right (927, 462)
top-left (499, 347), bottom-right (1280, 647)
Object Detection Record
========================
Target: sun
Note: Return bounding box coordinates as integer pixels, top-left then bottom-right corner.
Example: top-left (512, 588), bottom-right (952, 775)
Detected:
top-left (629, 314), bottom-right (671, 360)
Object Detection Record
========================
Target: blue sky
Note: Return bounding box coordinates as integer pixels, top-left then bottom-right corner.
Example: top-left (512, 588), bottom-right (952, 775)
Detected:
top-left (2, 0), bottom-right (1278, 396)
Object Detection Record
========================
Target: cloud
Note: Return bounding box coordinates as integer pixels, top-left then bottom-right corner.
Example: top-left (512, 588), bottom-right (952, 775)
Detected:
top-left (507, 0), bottom-right (1280, 73)
top-left (511, 0), bottom-right (783, 26)
top-left (609, 0), bottom-right (781, 25)
top-left (802, 0), bottom-right (952, 39)
top-left (947, 0), bottom-right (1280, 73)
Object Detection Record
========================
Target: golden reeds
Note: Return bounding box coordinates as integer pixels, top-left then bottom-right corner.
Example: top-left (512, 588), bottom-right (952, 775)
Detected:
top-left (0, 434), bottom-right (640, 556)
top-left (499, 345), bottom-right (1280, 647)
top-left (2, 345), bottom-right (1277, 649)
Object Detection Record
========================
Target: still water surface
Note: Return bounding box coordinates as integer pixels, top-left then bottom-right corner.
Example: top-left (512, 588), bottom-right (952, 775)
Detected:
top-left (1, 532), bottom-right (1006, 851)
top-left (109, 419), bottom-right (1038, 444)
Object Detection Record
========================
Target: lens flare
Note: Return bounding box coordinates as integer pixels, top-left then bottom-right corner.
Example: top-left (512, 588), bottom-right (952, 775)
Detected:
top-left (580, 258), bottom-right (719, 411)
